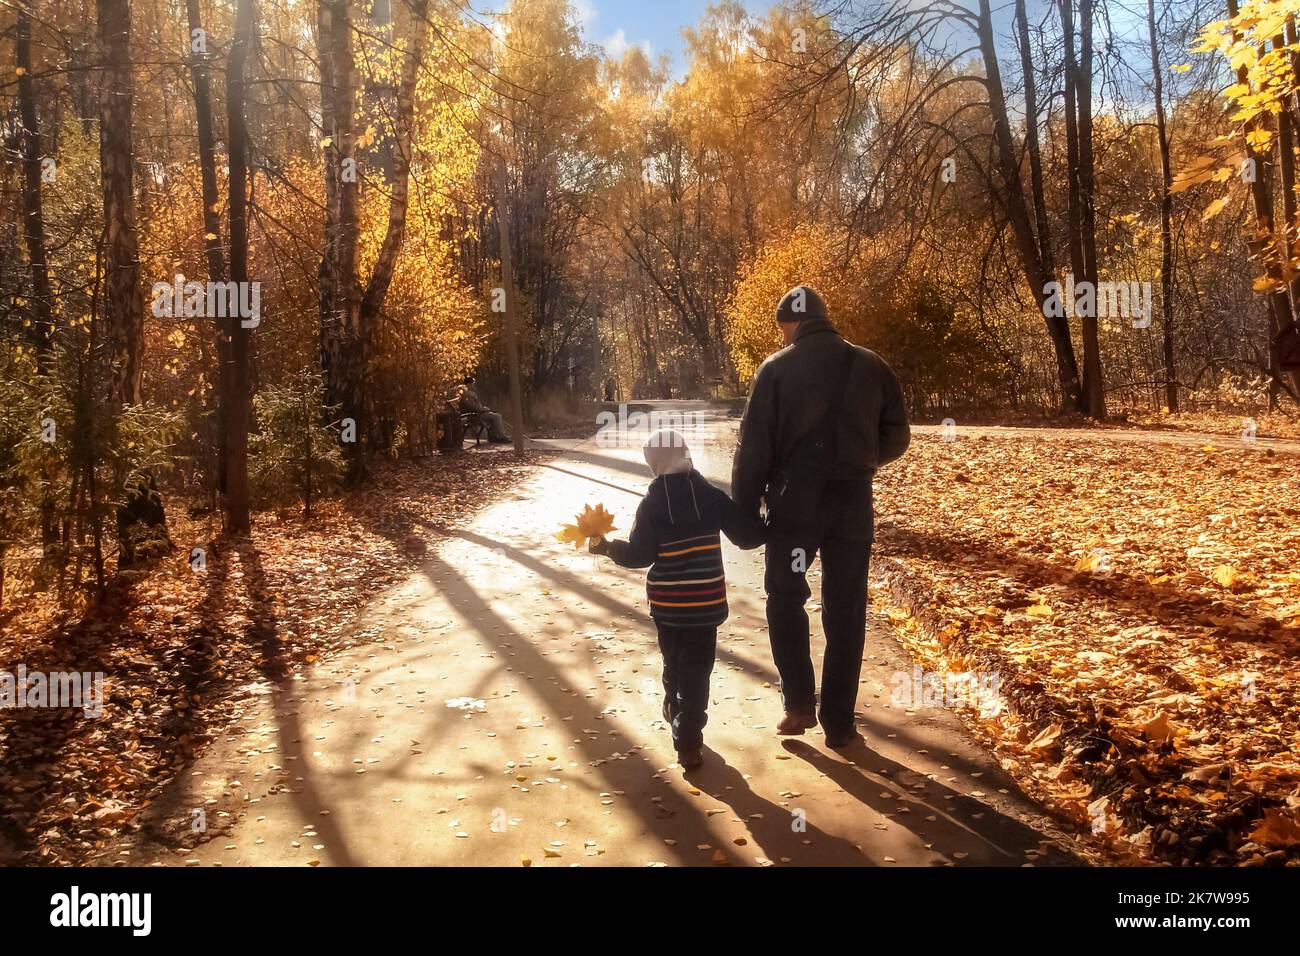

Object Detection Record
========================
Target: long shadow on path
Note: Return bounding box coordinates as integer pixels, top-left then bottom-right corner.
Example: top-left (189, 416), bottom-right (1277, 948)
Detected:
top-left (404, 545), bottom-right (763, 865)
top-left (684, 751), bottom-right (873, 866)
top-left (783, 738), bottom-right (1080, 866)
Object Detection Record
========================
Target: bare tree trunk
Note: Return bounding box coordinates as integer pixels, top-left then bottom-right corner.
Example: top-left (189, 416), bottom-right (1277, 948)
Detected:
top-left (976, 0), bottom-right (1084, 413)
top-left (185, 0), bottom-right (231, 505)
top-left (17, 6), bottom-right (58, 549)
top-left (1274, 28), bottom-right (1298, 307)
top-left (1061, 0), bottom-right (1105, 417)
top-left (17, 7), bottom-right (53, 372)
top-left (495, 161), bottom-right (527, 455)
top-left (1014, 0), bottom-right (1054, 275)
top-left (1148, 0), bottom-right (1178, 411)
top-left (317, 0), bottom-right (366, 481)
top-left (1278, 15), bottom-right (1300, 399)
top-left (96, 0), bottom-right (142, 409)
top-left (98, 0), bottom-right (171, 565)
top-left (1076, 0), bottom-right (1105, 417)
top-left (223, 0), bottom-right (256, 533)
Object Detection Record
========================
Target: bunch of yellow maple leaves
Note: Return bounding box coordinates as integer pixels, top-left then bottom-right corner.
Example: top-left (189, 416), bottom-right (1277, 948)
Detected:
top-left (555, 503), bottom-right (617, 550)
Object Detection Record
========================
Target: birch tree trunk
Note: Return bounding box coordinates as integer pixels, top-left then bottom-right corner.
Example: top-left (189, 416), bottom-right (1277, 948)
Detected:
top-left (317, 0), bottom-right (366, 481)
top-left (359, 0), bottom-right (428, 333)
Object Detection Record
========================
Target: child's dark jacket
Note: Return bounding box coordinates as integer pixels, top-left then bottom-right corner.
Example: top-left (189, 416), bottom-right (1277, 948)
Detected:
top-left (604, 470), bottom-right (765, 627)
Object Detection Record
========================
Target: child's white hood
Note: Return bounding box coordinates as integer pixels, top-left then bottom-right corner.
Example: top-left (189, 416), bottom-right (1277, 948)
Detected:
top-left (643, 429), bottom-right (693, 476)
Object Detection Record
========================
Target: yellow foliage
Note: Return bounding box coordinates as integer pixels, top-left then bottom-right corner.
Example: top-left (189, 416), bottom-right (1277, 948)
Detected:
top-left (555, 503), bottom-right (617, 549)
top-left (726, 225), bottom-right (863, 381)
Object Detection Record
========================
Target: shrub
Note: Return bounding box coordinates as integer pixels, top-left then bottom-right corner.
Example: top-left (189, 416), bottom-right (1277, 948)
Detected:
top-left (249, 368), bottom-right (345, 514)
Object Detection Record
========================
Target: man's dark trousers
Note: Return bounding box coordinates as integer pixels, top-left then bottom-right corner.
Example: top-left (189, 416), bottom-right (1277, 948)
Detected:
top-left (656, 624), bottom-right (717, 752)
top-left (764, 479), bottom-right (872, 737)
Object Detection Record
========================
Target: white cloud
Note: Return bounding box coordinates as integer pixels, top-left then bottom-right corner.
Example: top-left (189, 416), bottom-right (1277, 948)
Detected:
top-left (603, 28), bottom-right (628, 58)
top-left (572, 0), bottom-right (598, 29)
top-left (602, 28), bottom-right (651, 60)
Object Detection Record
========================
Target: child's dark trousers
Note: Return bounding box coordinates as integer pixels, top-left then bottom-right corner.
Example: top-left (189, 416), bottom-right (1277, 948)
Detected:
top-left (656, 624), bottom-right (717, 752)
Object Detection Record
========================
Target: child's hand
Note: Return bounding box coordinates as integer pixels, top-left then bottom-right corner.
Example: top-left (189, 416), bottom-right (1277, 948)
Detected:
top-left (588, 534), bottom-right (609, 556)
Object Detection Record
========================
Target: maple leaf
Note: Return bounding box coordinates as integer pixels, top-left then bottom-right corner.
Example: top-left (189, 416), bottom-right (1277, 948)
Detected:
top-left (555, 523), bottom-right (584, 549)
top-left (1249, 810), bottom-right (1300, 848)
top-left (1140, 712), bottom-right (1179, 745)
top-left (576, 503), bottom-right (616, 541)
top-left (556, 503), bottom-right (616, 550)
top-left (1025, 722), bottom-right (1063, 756)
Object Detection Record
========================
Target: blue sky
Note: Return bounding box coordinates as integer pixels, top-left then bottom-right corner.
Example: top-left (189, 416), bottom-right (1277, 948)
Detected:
top-left (572, 0), bottom-right (769, 74)
top-left (565, 0), bottom-right (1190, 104)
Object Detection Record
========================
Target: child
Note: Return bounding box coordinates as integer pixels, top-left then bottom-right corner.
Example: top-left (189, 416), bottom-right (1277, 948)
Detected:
top-left (589, 428), bottom-right (765, 769)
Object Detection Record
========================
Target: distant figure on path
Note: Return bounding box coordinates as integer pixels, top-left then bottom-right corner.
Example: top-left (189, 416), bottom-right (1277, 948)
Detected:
top-left (731, 285), bottom-right (910, 748)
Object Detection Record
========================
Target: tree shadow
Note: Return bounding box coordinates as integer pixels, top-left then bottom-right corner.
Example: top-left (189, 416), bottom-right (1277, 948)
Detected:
top-left (230, 536), bottom-right (358, 866)
top-left (403, 546), bottom-right (754, 865)
top-left (138, 534), bottom-right (359, 866)
top-left (450, 525), bottom-right (781, 685)
top-left (781, 737), bottom-right (1081, 866)
top-left (684, 750), bottom-right (875, 866)
top-left (0, 575), bottom-right (139, 859)
top-left (351, 496), bottom-right (780, 864)
top-left (879, 525), bottom-right (1295, 649)
top-left (536, 446), bottom-right (653, 484)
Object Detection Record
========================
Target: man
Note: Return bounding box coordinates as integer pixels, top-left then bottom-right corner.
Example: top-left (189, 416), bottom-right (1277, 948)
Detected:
top-left (454, 374), bottom-right (512, 444)
top-left (732, 285), bottom-right (910, 748)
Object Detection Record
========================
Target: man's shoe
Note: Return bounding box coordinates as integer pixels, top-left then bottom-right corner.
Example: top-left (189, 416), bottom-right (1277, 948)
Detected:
top-left (824, 728), bottom-right (862, 750)
top-left (776, 707), bottom-right (818, 736)
top-left (678, 749), bottom-right (704, 770)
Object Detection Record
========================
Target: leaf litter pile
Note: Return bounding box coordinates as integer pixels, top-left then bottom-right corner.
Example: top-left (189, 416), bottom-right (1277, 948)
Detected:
top-left (0, 453), bottom-right (533, 865)
top-left (873, 431), bottom-right (1300, 865)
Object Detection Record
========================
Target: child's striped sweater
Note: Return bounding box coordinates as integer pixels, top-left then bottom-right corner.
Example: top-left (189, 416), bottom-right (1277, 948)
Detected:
top-left (603, 471), bottom-right (765, 627)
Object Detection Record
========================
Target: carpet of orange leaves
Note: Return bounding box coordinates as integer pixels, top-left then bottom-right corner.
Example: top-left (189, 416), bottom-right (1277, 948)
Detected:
top-left (873, 430), bottom-right (1300, 865)
top-left (0, 453), bottom-right (533, 865)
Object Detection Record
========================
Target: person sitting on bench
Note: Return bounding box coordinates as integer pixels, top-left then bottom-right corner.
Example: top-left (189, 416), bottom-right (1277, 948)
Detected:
top-left (453, 375), bottom-right (512, 444)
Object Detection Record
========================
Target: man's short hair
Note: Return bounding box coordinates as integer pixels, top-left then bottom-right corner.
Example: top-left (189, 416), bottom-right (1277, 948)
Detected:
top-left (776, 285), bottom-right (828, 324)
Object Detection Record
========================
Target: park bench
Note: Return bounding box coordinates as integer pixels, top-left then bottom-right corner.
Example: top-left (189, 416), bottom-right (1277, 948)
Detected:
top-left (437, 401), bottom-right (490, 452)
top-left (459, 409), bottom-right (489, 446)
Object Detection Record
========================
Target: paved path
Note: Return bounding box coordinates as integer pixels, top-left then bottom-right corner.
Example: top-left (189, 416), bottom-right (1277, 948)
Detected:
top-left (127, 404), bottom-right (1082, 867)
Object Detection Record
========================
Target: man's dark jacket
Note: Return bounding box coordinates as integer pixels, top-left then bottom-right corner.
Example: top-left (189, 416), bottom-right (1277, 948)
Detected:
top-left (731, 317), bottom-right (910, 519)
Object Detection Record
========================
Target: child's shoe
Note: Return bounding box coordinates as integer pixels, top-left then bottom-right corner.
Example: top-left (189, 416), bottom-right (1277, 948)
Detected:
top-left (677, 748), bottom-right (703, 770)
